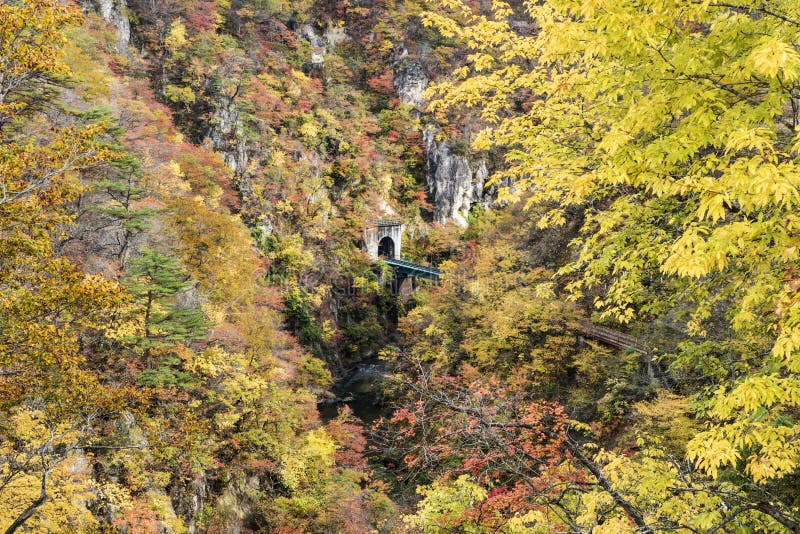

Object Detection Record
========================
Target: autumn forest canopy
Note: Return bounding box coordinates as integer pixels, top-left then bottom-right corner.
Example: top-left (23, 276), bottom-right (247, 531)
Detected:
top-left (2, 0), bottom-right (800, 532)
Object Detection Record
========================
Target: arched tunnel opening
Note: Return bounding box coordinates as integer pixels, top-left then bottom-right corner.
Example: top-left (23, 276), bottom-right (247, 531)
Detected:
top-left (378, 236), bottom-right (395, 259)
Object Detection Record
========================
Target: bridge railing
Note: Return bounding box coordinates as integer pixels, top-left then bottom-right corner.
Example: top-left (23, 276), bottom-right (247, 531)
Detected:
top-left (401, 256), bottom-right (434, 266)
top-left (384, 257), bottom-right (440, 273)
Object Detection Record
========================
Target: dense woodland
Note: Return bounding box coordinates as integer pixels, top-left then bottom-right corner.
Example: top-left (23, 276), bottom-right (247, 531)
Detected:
top-left (2, 0), bottom-right (800, 532)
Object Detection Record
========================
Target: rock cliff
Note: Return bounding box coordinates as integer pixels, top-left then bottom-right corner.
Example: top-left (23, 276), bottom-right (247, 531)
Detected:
top-left (393, 45), bottom-right (491, 226)
top-left (82, 0), bottom-right (130, 53)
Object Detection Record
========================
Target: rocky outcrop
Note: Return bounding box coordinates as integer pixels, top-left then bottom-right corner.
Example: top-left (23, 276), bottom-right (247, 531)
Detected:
top-left (424, 128), bottom-right (489, 226)
top-left (114, 412), bottom-right (186, 532)
top-left (82, 0), bottom-right (131, 53)
top-left (298, 24), bottom-right (327, 67)
top-left (296, 23), bottom-right (351, 67)
top-left (393, 45), bottom-right (428, 110)
top-left (173, 475), bottom-right (208, 534)
top-left (393, 46), bottom-right (491, 226)
top-left (213, 24), bottom-right (347, 193)
top-left (214, 475), bottom-right (261, 534)
top-left (207, 98), bottom-right (250, 182)
top-left (325, 26), bottom-right (349, 50)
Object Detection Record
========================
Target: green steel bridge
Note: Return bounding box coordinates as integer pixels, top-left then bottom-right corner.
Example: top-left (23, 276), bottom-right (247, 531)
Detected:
top-left (383, 257), bottom-right (440, 281)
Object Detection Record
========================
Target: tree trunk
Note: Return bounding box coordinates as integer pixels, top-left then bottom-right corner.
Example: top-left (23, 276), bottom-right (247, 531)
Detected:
top-left (4, 470), bottom-right (48, 534)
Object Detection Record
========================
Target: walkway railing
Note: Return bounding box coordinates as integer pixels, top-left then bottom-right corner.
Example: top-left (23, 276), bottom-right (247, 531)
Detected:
top-left (579, 321), bottom-right (649, 353)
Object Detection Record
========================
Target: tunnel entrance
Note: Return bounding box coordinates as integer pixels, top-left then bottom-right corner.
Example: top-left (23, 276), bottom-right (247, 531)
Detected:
top-left (378, 236), bottom-right (395, 259)
top-left (364, 219), bottom-right (403, 261)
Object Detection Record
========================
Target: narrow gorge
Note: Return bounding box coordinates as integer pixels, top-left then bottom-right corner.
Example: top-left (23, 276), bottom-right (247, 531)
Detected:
top-left (2, 1), bottom-right (800, 533)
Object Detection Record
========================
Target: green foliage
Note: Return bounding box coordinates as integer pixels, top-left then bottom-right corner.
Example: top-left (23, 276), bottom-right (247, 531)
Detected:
top-left (403, 475), bottom-right (488, 533)
top-left (124, 248), bottom-right (206, 355)
top-left (420, 0), bottom-right (800, 528)
top-left (0, 3), bottom-right (142, 530)
top-left (136, 354), bottom-right (194, 387)
top-left (401, 207), bottom-right (617, 414)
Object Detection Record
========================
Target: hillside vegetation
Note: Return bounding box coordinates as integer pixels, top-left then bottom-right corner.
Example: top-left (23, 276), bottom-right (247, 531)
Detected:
top-left (1, 0), bottom-right (799, 532)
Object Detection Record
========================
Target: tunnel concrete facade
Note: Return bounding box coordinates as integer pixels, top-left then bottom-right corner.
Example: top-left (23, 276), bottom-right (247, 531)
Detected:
top-left (364, 220), bottom-right (403, 260)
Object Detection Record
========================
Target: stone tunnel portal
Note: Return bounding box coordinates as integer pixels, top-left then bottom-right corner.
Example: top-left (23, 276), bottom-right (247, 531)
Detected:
top-left (364, 220), bottom-right (403, 261)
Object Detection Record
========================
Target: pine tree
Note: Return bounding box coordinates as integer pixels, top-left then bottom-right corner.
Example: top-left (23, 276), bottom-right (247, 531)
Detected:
top-left (124, 248), bottom-right (205, 383)
top-left (82, 108), bottom-right (158, 266)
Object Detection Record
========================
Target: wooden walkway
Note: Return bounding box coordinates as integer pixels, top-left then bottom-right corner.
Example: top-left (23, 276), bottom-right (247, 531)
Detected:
top-left (579, 322), bottom-right (649, 353)
top-left (579, 321), bottom-right (674, 386)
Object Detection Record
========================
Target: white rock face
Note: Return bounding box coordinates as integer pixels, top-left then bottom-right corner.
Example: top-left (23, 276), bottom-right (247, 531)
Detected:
top-left (298, 24), bottom-right (327, 66)
top-left (325, 26), bottom-right (349, 49)
top-left (296, 24), bottom-right (350, 66)
top-left (393, 46), bottom-right (429, 109)
top-left (393, 46), bottom-right (490, 226)
top-left (207, 100), bottom-right (249, 180)
top-left (185, 475), bottom-right (208, 534)
top-left (83, 0), bottom-right (130, 53)
top-left (424, 128), bottom-right (487, 227)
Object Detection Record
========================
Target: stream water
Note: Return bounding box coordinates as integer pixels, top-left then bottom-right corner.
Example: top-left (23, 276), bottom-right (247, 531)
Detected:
top-left (318, 357), bottom-right (389, 425)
